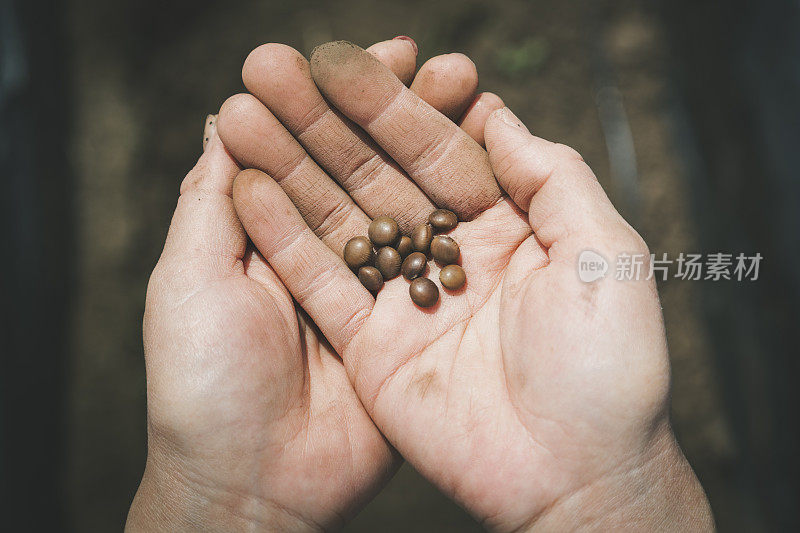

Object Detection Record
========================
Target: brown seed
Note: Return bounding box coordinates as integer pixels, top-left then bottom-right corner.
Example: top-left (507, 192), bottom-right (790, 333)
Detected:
top-left (368, 216), bottom-right (400, 247)
top-left (358, 266), bottom-right (384, 293)
top-left (430, 235), bottom-right (460, 265)
top-left (375, 246), bottom-right (402, 280)
top-left (439, 264), bottom-right (466, 291)
top-left (396, 236), bottom-right (413, 258)
top-left (409, 277), bottom-right (439, 308)
top-left (429, 209), bottom-right (458, 233)
top-left (411, 223), bottom-right (433, 254)
top-left (343, 236), bottom-right (374, 270)
top-left (401, 252), bottom-right (427, 280)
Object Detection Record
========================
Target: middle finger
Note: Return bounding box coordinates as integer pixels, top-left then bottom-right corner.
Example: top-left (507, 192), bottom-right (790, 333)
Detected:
top-left (310, 41), bottom-right (503, 221)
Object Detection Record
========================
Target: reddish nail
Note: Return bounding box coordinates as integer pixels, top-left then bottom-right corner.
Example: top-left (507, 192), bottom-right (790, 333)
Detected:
top-left (393, 35), bottom-right (418, 56)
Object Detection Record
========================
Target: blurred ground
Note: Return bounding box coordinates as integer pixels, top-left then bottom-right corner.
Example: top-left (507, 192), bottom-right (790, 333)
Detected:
top-left (7, 0), bottom-right (789, 530)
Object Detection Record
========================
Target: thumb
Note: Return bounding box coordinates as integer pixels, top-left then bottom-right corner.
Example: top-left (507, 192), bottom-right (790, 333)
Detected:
top-left (484, 107), bottom-right (637, 254)
top-left (155, 115), bottom-right (245, 288)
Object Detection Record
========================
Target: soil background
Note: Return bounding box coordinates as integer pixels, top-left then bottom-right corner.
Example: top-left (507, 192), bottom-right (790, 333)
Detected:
top-left (3, 0), bottom-right (798, 531)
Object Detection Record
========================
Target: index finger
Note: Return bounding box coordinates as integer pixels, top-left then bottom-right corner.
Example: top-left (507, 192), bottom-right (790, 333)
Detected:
top-left (310, 41), bottom-right (502, 220)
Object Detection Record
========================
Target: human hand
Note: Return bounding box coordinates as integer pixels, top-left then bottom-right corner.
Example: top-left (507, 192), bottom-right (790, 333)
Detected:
top-left (126, 38), bottom-right (498, 531)
top-left (229, 42), bottom-right (714, 531)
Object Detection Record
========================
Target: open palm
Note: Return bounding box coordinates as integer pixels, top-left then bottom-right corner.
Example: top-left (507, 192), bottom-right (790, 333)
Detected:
top-left (130, 39), bottom-right (494, 531)
top-left (228, 42), bottom-right (706, 531)
top-left (137, 135), bottom-right (392, 531)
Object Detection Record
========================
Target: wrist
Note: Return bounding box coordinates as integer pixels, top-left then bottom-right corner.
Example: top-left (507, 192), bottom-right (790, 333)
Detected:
top-left (126, 450), bottom-right (321, 532)
top-left (522, 425), bottom-right (714, 532)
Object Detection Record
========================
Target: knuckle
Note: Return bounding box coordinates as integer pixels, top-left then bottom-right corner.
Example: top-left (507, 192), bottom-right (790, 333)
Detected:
top-left (614, 227), bottom-right (650, 256)
top-left (311, 197), bottom-right (357, 238)
top-left (551, 142), bottom-right (584, 162)
top-left (342, 153), bottom-right (383, 195)
top-left (179, 164), bottom-right (206, 194)
top-left (493, 136), bottom-right (540, 202)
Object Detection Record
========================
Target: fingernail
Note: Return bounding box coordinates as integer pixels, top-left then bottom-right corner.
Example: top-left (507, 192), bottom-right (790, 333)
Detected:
top-left (393, 35), bottom-right (418, 56)
top-left (203, 114), bottom-right (217, 151)
top-left (500, 107), bottom-right (525, 130)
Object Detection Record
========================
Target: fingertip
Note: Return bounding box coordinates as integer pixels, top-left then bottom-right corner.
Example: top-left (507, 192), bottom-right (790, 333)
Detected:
top-left (243, 43), bottom-right (304, 76)
top-left (447, 52), bottom-right (477, 76)
top-left (217, 93), bottom-right (256, 141)
top-left (484, 107), bottom-right (532, 153)
top-left (232, 168), bottom-right (267, 202)
top-left (366, 39), bottom-right (418, 85)
top-left (471, 91), bottom-right (504, 112)
top-left (411, 53), bottom-right (479, 119)
top-left (217, 93), bottom-right (283, 171)
top-left (309, 40), bottom-right (401, 124)
top-left (309, 40), bottom-right (362, 73)
top-left (202, 114), bottom-right (216, 151)
top-left (242, 43), bottom-right (310, 97)
top-left (392, 35), bottom-right (418, 56)
top-left (180, 114), bottom-right (240, 196)
top-left (202, 126), bottom-right (224, 160)
top-left (459, 92), bottom-right (505, 146)
top-left (483, 106), bottom-right (506, 139)
top-left (498, 107), bottom-right (529, 131)
top-left (422, 52), bottom-right (477, 79)
top-left (482, 92), bottom-right (504, 107)
top-left (483, 108), bottom-right (504, 148)
top-left (485, 106), bottom-right (511, 127)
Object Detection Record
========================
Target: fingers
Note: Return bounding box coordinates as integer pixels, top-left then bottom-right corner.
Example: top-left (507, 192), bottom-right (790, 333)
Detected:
top-left (366, 37), bottom-right (418, 85)
top-left (458, 92), bottom-right (505, 147)
top-left (237, 43), bottom-right (434, 234)
top-left (201, 113), bottom-right (215, 151)
top-left (158, 122), bottom-right (245, 285)
top-left (310, 41), bottom-right (502, 220)
top-left (182, 115), bottom-right (240, 196)
top-left (484, 107), bottom-right (632, 251)
top-left (232, 169), bottom-right (373, 354)
top-left (410, 53), bottom-right (478, 121)
top-left (218, 93), bottom-right (372, 255)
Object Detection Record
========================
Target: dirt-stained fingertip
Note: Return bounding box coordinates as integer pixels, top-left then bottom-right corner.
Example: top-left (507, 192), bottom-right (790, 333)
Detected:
top-left (310, 40), bottom-right (361, 68)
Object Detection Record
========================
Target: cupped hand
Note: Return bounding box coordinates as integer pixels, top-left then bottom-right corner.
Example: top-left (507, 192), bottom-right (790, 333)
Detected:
top-left (228, 42), bottom-right (713, 531)
top-left (127, 39), bottom-right (496, 532)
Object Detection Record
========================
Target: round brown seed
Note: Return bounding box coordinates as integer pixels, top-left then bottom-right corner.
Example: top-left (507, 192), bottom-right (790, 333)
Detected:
top-left (439, 264), bottom-right (466, 291)
top-left (411, 223), bottom-right (433, 254)
top-left (430, 235), bottom-right (460, 265)
top-left (375, 246), bottom-right (402, 280)
top-left (429, 209), bottom-right (458, 233)
top-left (358, 266), bottom-right (384, 293)
top-left (409, 277), bottom-right (439, 308)
top-left (401, 252), bottom-right (427, 280)
top-left (396, 236), bottom-right (413, 258)
top-left (343, 236), bottom-right (374, 270)
top-left (368, 216), bottom-right (400, 247)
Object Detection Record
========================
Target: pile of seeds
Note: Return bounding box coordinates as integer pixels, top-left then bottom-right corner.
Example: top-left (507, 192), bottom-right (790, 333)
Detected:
top-left (344, 209), bottom-right (466, 308)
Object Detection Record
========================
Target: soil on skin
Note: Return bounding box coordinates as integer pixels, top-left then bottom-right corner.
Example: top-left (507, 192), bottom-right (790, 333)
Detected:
top-left (63, 0), bottom-right (757, 530)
